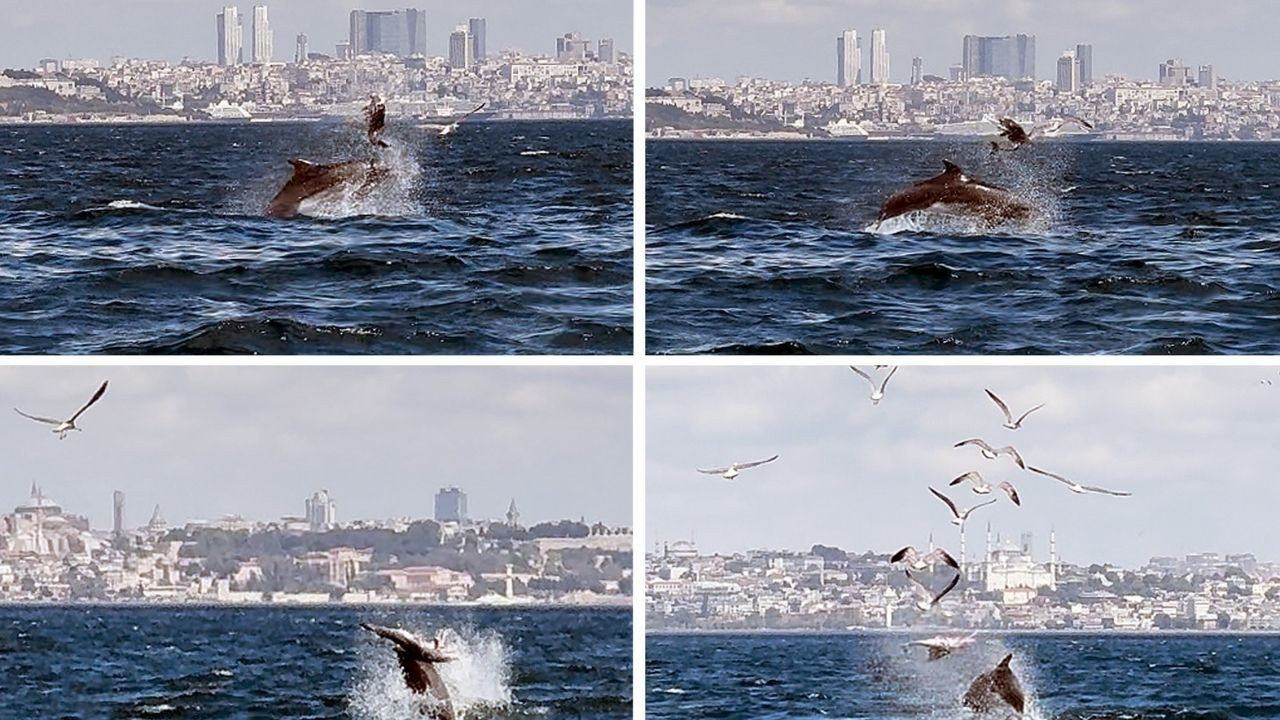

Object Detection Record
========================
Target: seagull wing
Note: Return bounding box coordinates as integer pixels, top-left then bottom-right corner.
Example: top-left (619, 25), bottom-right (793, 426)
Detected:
top-left (927, 548), bottom-right (960, 570)
top-left (1013, 403), bottom-right (1045, 426)
top-left (736, 454), bottom-right (779, 470)
top-left (890, 546), bottom-right (917, 565)
top-left (931, 572), bottom-right (961, 605)
top-left (1063, 114), bottom-right (1094, 130)
top-left (1082, 485), bottom-right (1132, 497)
top-left (696, 466), bottom-right (730, 475)
top-left (950, 471), bottom-right (982, 488)
top-left (462, 102), bottom-right (487, 120)
top-left (13, 408), bottom-right (62, 425)
top-left (929, 487), bottom-right (960, 519)
top-left (360, 623), bottom-right (424, 653)
top-left (849, 366), bottom-right (874, 388)
top-left (955, 438), bottom-right (994, 452)
top-left (878, 366), bottom-right (899, 393)
top-left (984, 389), bottom-right (1013, 424)
top-left (1028, 466), bottom-right (1072, 486)
top-left (68, 380), bottom-right (108, 423)
top-left (1000, 446), bottom-right (1027, 469)
top-left (904, 570), bottom-right (933, 602)
top-left (999, 482), bottom-right (1021, 507)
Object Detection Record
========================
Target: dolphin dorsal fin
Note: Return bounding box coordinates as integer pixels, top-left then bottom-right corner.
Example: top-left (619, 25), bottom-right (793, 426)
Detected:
top-left (942, 160), bottom-right (964, 177)
top-left (999, 654), bottom-right (1013, 667)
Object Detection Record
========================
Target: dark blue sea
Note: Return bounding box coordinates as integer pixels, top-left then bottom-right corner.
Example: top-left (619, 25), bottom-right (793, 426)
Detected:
top-left (0, 120), bottom-right (632, 354)
top-left (647, 632), bottom-right (1280, 719)
top-left (0, 605), bottom-right (631, 718)
top-left (646, 140), bottom-right (1280, 355)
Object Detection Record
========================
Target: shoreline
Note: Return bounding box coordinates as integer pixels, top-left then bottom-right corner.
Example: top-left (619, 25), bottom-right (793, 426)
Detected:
top-left (647, 626), bottom-right (1280, 636)
top-left (0, 599), bottom-right (632, 610)
top-left (646, 134), bottom-right (1280, 143)
top-left (0, 116), bottom-right (634, 128)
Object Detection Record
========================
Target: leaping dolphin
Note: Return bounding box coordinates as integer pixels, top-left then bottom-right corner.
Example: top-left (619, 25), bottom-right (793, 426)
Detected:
top-left (963, 653), bottom-right (1026, 715)
top-left (365, 95), bottom-right (389, 148)
top-left (875, 161), bottom-right (1034, 229)
top-left (265, 159), bottom-right (389, 218)
top-left (361, 623), bottom-right (456, 720)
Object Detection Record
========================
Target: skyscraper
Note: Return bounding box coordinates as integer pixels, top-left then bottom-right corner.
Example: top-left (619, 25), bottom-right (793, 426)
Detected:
top-left (962, 34), bottom-right (1036, 81)
top-left (434, 487), bottom-right (467, 523)
top-left (556, 32), bottom-right (592, 61)
top-left (349, 9), bottom-right (428, 57)
top-left (870, 28), bottom-right (889, 84)
top-left (305, 490), bottom-right (336, 532)
top-left (1075, 43), bottom-right (1093, 87)
top-left (112, 490), bottom-right (125, 539)
top-left (1160, 58), bottom-right (1190, 87)
top-left (216, 6), bottom-right (243, 67)
top-left (836, 29), bottom-right (860, 88)
top-left (911, 56), bottom-right (923, 85)
top-left (598, 38), bottom-right (615, 64)
top-left (1198, 64), bottom-right (1217, 89)
top-left (468, 17), bottom-right (487, 62)
top-left (252, 5), bottom-right (272, 64)
top-left (295, 33), bottom-right (309, 63)
top-left (449, 25), bottom-right (474, 69)
top-left (1056, 49), bottom-right (1078, 93)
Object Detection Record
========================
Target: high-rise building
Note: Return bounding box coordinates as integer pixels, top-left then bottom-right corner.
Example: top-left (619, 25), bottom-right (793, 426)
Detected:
top-left (556, 32), bottom-right (592, 61)
top-left (335, 42), bottom-right (352, 60)
top-left (434, 487), bottom-right (467, 523)
top-left (1198, 64), bottom-right (1217, 89)
top-left (449, 25), bottom-right (473, 69)
top-left (597, 38), bottom-right (615, 64)
top-left (1056, 49), bottom-right (1079, 93)
top-left (305, 490), bottom-right (336, 532)
top-left (112, 490), bottom-right (125, 539)
top-left (962, 34), bottom-right (1036, 81)
top-left (251, 6), bottom-right (272, 64)
top-left (216, 6), bottom-right (243, 67)
top-left (349, 9), bottom-right (428, 57)
top-left (1075, 43), bottom-right (1093, 87)
top-left (836, 29), bottom-right (860, 88)
top-left (911, 56), bottom-right (923, 85)
top-left (295, 33), bottom-right (309, 64)
top-left (870, 28), bottom-right (889, 84)
top-left (468, 17), bottom-right (487, 61)
top-left (1160, 58), bottom-right (1190, 87)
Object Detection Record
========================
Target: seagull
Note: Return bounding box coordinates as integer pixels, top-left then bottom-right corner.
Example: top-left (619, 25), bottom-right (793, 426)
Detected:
top-left (364, 95), bottom-right (389, 148)
top-left (985, 389), bottom-right (1045, 430)
top-left (849, 365), bottom-right (899, 405)
top-left (439, 103), bottom-right (487, 136)
top-left (891, 546), bottom-right (960, 572)
top-left (360, 623), bottom-right (455, 719)
top-left (954, 438), bottom-right (1027, 469)
top-left (14, 380), bottom-right (109, 440)
top-left (1028, 466), bottom-right (1132, 497)
top-left (905, 568), bottom-right (961, 611)
top-left (949, 471), bottom-right (1021, 507)
top-left (930, 487), bottom-right (997, 527)
top-left (906, 633), bottom-right (977, 661)
top-left (990, 115), bottom-right (1093, 150)
top-left (696, 454), bottom-right (779, 481)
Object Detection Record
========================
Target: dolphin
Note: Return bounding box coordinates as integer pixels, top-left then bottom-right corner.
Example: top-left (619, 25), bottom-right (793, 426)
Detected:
top-left (875, 161), bottom-right (1034, 228)
top-left (264, 159), bottom-right (389, 218)
top-left (361, 623), bottom-right (456, 720)
top-left (963, 653), bottom-right (1025, 715)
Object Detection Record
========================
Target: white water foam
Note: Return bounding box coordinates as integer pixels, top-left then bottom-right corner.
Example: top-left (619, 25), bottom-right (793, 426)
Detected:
top-left (877, 634), bottom-right (1049, 720)
top-left (299, 143), bottom-right (423, 219)
top-left (349, 624), bottom-right (514, 720)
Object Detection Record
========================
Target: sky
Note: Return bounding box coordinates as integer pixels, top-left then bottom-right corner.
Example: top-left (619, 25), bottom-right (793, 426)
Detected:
top-left (648, 365), bottom-right (1280, 568)
top-left (649, 0), bottom-right (1280, 85)
top-left (1, 366), bottom-right (631, 530)
top-left (0, 0), bottom-right (631, 69)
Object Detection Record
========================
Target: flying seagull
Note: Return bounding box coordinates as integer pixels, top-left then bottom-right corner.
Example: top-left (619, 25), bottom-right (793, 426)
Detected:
top-left (696, 454), bottom-right (779, 481)
top-left (364, 95), bottom-right (389, 148)
top-left (985, 388), bottom-right (1045, 430)
top-left (906, 633), bottom-right (977, 661)
top-left (949, 471), bottom-right (1021, 507)
top-left (954, 438), bottom-right (1027, 469)
top-left (990, 115), bottom-right (1093, 150)
top-left (905, 568), bottom-right (961, 611)
top-left (849, 365), bottom-right (899, 405)
top-left (14, 380), bottom-right (109, 440)
top-left (360, 623), bottom-right (455, 720)
top-left (891, 545), bottom-right (960, 572)
top-left (930, 487), bottom-right (997, 527)
top-left (1028, 466), bottom-right (1132, 497)
top-left (439, 103), bottom-right (487, 136)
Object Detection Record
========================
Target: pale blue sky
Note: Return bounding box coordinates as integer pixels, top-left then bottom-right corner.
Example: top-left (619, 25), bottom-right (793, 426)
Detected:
top-left (1, 366), bottom-right (631, 530)
top-left (0, 0), bottom-right (631, 68)
top-left (649, 365), bottom-right (1280, 567)
top-left (650, 0), bottom-right (1280, 84)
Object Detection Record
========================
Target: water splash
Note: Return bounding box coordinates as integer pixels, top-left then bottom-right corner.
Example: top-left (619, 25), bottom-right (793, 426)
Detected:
top-left (877, 634), bottom-right (1049, 720)
top-left (299, 143), bottom-right (423, 219)
top-left (349, 624), bottom-right (514, 720)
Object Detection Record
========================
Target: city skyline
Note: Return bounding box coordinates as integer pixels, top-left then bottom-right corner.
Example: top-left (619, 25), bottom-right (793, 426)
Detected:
top-left (649, 0), bottom-right (1280, 84)
top-left (1, 366), bottom-right (631, 530)
top-left (0, 0), bottom-right (631, 69)
top-left (648, 366), bottom-right (1280, 567)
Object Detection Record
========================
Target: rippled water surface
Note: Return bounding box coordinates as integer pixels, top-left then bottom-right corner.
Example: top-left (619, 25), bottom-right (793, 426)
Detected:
top-left (0, 121), bottom-right (632, 354)
top-left (648, 632), bottom-right (1280, 719)
top-left (647, 141), bottom-right (1280, 355)
top-left (1, 605), bottom-right (631, 718)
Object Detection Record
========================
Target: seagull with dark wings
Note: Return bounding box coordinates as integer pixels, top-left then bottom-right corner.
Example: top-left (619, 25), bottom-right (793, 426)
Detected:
top-left (991, 115), bottom-right (1093, 150)
top-left (954, 438), bottom-right (1027, 469)
top-left (14, 381), bottom-right (109, 440)
top-left (849, 365), bottom-right (898, 405)
top-left (930, 487), bottom-right (997, 528)
top-left (1028, 466), bottom-right (1132, 497)
top-left (696, 454), bottom-right (779, 481)
top-left (985, 388), bottom-right (1045, 430)
top-left (949, 471), bottom-right (1021, 507)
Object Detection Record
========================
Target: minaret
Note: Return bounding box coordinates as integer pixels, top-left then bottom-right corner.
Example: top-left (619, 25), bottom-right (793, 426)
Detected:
top-left (34, 484), bottom-right (45, 556)
top-left (504, 563), bottom-right (515, 598)
top-left (959, 524), bottom-right (966, 566)
top-left (1049, 527), bottom-right (1058, 588)
top-left (505, 499), bottom-right (520, 527)
top-left (928, 532), bottom-right (934, 553)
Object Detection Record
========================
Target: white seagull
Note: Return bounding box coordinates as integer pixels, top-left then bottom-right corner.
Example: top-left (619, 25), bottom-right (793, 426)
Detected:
top-left (930, 487), bottom-right (997, 527)
top-left (955, 438), bottom-right (1027, 469)
top-left (906, 633), bottom-right (977, 661)
top-left (905, 569), bottom-right (961, 611)
top-left (891, 545), bottom-right (960, 572)
top-left (949, 471), bottom-right (1021, 507)
top-left (849, 365), bottom-right (899, 405)
top-left (439, 103), bottom-right (487, 136)
top-left (984, 388), bottom-right (1045, 430)
top-left (14, 380), bottom-right (109, 440)
top-left (1028, 466), bottom-right (1132, 497)
top-left (696, 454), bottom-right (779, 481)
